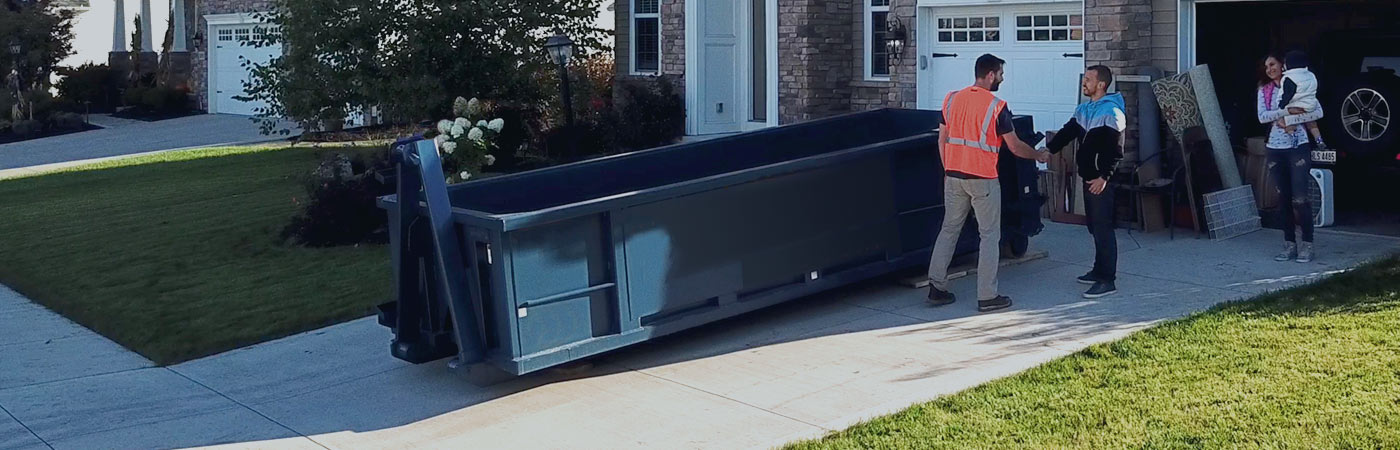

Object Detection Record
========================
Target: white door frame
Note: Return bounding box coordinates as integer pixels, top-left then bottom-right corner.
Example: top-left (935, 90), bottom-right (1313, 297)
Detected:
top-left (684, 0), bottom-right (779, 135)
top-left (204, 12), bottom-right (270, 115)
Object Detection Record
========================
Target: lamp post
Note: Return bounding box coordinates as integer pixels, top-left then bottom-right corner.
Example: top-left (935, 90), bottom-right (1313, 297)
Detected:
top-left (8, 39), bottom-right (24, 121)
top-left (544, 33), bottom-right (576, 129)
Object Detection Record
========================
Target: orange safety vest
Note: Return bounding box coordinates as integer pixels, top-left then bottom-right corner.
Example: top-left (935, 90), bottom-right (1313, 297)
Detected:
top-left (940, 86), bottom-right (1007, 179)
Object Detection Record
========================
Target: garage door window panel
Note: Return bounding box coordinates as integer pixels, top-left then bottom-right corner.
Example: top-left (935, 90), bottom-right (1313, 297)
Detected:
top-left (937, 16), bottom-right (1000, 43)
top-left (1016, 14), bottom-right (1082, 42)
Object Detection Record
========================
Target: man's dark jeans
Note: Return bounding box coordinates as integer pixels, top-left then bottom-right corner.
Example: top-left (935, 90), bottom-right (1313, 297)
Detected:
top-left (1268, 144), bottom-right (1314, 243)
top-left (1083, 181), bottom-right (1118, 283)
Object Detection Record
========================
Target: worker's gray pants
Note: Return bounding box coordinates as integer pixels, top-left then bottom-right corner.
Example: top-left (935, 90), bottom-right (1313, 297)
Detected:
top-left (927, 176), bottom-right (1001, 301)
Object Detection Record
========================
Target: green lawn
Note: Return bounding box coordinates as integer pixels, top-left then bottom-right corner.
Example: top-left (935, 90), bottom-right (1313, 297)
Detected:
top-left (0, 144), bottom-right (391, 365)
top-left (789, 256), bottom-right (1400, 449)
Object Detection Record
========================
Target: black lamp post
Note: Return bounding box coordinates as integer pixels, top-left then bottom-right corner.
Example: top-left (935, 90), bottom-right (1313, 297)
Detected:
top-left (544, 33), bottom-right (576, 128)
top-left (8, 39), bottom-right (24, 120)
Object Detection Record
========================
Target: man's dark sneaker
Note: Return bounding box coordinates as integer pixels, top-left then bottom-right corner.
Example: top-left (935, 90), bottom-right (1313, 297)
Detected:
top-left (927, 287), bottom-right (956, 306)
top-left (1083, 282), bottom-right (1118, 299)
top-left (977, 295), bottom-right (1013, 312)
top-left (1077, 272), bottom-right (1099, 285)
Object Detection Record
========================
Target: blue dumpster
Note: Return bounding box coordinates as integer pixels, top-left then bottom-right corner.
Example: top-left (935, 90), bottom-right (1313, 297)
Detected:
top-left (378, 108), bottom-right (1043, 375)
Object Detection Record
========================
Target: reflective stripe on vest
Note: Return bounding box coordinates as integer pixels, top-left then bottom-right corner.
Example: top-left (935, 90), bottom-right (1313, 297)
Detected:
top-left (946, 96), bottom-right (1003, 153)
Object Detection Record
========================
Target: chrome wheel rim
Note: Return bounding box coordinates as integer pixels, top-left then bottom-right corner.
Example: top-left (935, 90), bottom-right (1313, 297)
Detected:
top-left (1341, 88), bottom-right (1391, 142)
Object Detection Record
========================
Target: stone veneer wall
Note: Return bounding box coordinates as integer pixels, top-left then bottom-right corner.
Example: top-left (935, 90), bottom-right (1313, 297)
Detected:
top-left (850, 0), bottom-right (917, 113)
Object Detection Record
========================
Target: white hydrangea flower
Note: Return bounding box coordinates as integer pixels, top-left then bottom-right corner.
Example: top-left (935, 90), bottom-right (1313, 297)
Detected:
top-left (487, 118), bottom-right (505, 132)
top-left (483, 154), bottom-right (496, 166)
top-left (467, 127), bottom-right (484, 141)
top-left (433, 134), bottom-right (447, 146)
top-left (454, 117), bottom-right (471, 129)
top-left (442, 141), bottom-right (458, 154)
top-left (466, 98), bottom-right (483, 116)
top-left (452, 97), bottom-right (471, 117)
top-left (476, 120), bottom-right (488, 128)
top-left (436, 120), bottom-right (452, 135)
top-left (449, 123), bottom-right (465, 138)
top-left (459, 171), bottom-right (472, 181)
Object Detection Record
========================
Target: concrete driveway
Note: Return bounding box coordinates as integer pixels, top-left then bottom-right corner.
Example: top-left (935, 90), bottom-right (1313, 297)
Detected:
top-left (0, 114), bottom-right (298, 173)
top-left (1, 223), bottom-right (1397, 450)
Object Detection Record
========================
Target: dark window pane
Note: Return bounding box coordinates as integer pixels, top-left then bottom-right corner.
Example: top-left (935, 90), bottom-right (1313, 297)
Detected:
top-left (986, 16), bottom-right (999, 27)
top-left (1034, 15), bottom-right (1050, 26)
top-left (871, 12), bottom-right (889, 76)
top-left (954, 31), bottom-right (968, 42)
top-left (636, 0), bottom-right (658, 15)
top-left (1052, 15), bottom-right (1068, 26)
top-left (954, 18), bottom-right (967, 28)
top-left (1017, 30), bottom-right (1032, 41)
top-left (939, 18), bottom-right (951, 29)
top-left (970, 31), bottom-right (984, 41)
top-left (939, 31), bottom-right (953, 41)
top-left (871, 0), bottom-right (890, 6)
top-left (970, 17), bottom-right (983, 28)
top-left (1034, 29), bottom-right (1050, 41)
top-left (1052, 29), bottom-right (1068, 40)
top-left (1070, 15), bottom-right (1083, 26)
top-left (987, 30), bottom-right (1000, 41)
top-left (1017, 16), bottom-right (1031, 27)
top-left (634, 18), bottom-right (660, 72)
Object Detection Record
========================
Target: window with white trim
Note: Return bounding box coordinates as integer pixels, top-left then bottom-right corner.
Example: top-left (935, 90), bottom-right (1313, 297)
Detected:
top-left (631, 0), bottom-right (661, 74)
top-left (937, 16), bottom-right (1000, 43)
top-left (1015, 14), bottom-right (1083, 42)
top-left (865, 0), bottom-right (891, 79)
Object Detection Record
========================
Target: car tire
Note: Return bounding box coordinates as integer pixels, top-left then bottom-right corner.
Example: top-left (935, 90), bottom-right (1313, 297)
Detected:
top-left (1329, 72), bottom-right (1399, 162)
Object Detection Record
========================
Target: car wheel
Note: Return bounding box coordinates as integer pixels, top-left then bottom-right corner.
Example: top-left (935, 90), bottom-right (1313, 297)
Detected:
top-left (1331, 73), bottom-right (1399, 161)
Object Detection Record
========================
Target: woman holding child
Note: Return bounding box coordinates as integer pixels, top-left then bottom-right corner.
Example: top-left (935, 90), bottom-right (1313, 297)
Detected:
top-left (1257, 51), bottom-right (1325, 262)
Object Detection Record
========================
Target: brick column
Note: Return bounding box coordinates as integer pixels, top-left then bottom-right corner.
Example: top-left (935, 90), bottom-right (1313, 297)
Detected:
top-left (777, 0), bottom-right (854, 123)
top-left (1084, 0), bottom-right (1155, 161)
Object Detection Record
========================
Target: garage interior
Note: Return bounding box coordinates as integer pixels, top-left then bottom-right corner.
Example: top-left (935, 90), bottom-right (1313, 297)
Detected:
top-left (1194, 0), bottom-right (1400, 237)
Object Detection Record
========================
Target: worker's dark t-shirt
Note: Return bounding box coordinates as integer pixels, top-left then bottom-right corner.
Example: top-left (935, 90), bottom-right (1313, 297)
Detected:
top-left (937, 106), bottom-right (1016, 179)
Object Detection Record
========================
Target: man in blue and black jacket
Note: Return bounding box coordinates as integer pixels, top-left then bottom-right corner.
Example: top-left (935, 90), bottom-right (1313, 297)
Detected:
top-left (1043, 65), bottom-right (1126, 299)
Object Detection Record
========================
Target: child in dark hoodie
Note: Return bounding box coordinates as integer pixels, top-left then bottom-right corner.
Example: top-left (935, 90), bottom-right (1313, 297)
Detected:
top-left (1043, 65), bottom-right (1126, 299)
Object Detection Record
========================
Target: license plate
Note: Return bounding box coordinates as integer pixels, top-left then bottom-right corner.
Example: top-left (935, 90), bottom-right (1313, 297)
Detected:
top-left (1312, 150), bottom-right (1337, 163)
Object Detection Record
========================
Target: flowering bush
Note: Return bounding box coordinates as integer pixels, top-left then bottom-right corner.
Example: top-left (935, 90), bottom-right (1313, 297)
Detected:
top-left (427, 97), bottom-right (506, 183)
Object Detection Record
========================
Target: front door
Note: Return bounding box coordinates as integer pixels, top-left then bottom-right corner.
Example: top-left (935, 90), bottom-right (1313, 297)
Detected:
top-left (695, 0), bottom-right (743, 135)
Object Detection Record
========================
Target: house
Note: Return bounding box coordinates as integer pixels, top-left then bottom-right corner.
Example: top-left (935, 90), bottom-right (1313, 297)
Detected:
top-left (614, 0), bottom-right (1398, 160)
top-left (74, 0), bottom-right (617, 118)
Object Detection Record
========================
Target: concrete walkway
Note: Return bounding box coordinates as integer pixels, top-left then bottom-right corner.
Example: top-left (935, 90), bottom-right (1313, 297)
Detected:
top-left (0, 114), bottom-right (298, 173)
top-left (1, 224), bottom-right (1397, 450)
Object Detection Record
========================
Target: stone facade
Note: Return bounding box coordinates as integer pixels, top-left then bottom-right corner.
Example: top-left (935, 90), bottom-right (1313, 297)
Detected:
top-left (850, 0), bottom-right (916, 113)
top-left (189, 0), bottom-right (276, 111)
top-left (777, 0), bottom-right (855, 122)
top-left (1083, 0), bottom-right (1181, 161)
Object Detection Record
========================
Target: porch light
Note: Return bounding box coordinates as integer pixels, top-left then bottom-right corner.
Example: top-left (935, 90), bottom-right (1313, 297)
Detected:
top-left (885, 18), bottom-right (908, 64)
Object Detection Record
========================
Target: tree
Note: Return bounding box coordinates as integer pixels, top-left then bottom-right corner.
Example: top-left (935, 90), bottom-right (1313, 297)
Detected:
top-left (241, 0), bottom-right (606, 134)
top-left (0, 0), bottom-right (75, 121)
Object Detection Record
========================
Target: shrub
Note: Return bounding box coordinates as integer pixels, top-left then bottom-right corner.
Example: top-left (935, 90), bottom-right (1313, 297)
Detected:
top-left (11, 120), bottom-right (42, 137)
top-left (56, 64), bottom-right (122, 112)
top-left (613, 76), bottom-right (685, 151)
top-left (139, 86), bottom-right (190, 113)
top-left (123, 87), bottom-right (149, 107)
top-left (280, 151), bottom-right (396, 247)
top-left (51, 112), bottom-right (86, 131)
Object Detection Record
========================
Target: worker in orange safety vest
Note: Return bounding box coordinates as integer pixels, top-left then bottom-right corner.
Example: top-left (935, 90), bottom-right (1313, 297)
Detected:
top-left (925, 53), bottom-right (1049, 313)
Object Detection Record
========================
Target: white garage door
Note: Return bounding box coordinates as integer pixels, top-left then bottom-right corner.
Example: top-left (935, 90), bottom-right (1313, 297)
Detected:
top-left (209, 24), bottom-right (281, 116)
top-left (916, 3), bottom-right (1085, 134)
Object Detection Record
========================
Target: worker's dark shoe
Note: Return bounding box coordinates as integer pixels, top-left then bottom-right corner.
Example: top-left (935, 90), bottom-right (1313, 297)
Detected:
top-left (977, 295), bottom-right (1013, 312)
top-left (1083, 282), bottom-right (1118, 299)
top-left (927, 287), bottom-right (956, 307)
top-left (1077, 272), bottom-right (1099, 285)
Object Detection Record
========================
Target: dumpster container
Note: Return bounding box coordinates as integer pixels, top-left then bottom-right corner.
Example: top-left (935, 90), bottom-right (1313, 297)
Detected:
top-left (378, 108), bottom-right (1043, 375)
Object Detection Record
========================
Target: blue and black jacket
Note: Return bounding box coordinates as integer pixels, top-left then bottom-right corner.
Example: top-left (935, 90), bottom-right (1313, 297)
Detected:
top-left (1045, 93), bottom-right (1127, 181)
